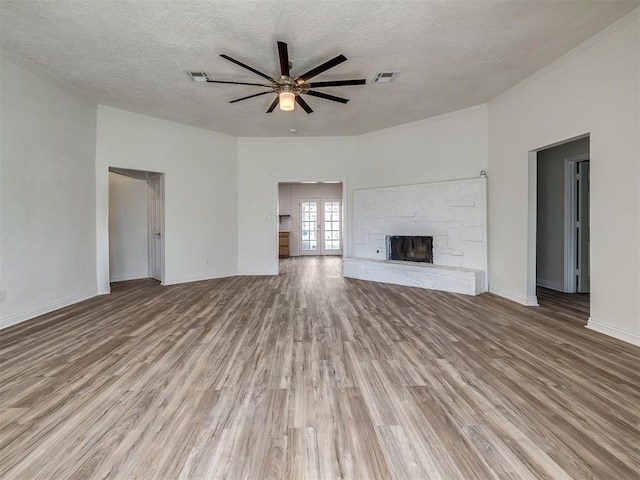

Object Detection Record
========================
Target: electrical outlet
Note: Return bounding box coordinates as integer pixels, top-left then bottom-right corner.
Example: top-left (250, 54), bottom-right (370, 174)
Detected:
top-left (0, 290), bottom-right (5, 303)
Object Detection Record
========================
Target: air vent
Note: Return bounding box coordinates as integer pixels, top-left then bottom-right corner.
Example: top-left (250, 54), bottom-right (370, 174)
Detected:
top-left (186, 71), bottom-right (211, 82)
top-left (373, 72), bottom-right (400, 83)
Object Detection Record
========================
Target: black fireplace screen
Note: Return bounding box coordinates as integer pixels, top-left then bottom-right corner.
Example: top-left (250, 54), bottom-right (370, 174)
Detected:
top-left (386, 236), bottom-right (433, 263)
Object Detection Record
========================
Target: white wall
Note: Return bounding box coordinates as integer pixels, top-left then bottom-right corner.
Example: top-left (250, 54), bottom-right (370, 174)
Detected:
top-left (536, 137), bottom-right (590, 291)
top-left (0, 57), bottom-right (97, 328)
top-left (96, 107), bottom-right (238, 291)
top-left (108, 172), bottom-right (148, 282)
top-left (237, 106), bottom-right (488, 275)
top-left (357, 106), bottom-right (488, 190)
top-left (488, 11), bottom-right (639, 345)
top-left (238, 137), bottom-right (358, 274)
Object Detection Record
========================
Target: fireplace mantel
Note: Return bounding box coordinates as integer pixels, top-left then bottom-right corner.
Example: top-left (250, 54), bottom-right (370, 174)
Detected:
top-left (343, 257), bottom-right (486, 296)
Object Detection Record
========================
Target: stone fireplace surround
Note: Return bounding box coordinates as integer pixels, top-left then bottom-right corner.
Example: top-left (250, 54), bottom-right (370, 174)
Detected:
top-left (343, 177), bottom-right (487, 295)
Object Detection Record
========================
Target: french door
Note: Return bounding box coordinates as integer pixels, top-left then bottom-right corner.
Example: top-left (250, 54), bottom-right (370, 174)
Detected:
top-left (300, 198), bottom-right (342, 256)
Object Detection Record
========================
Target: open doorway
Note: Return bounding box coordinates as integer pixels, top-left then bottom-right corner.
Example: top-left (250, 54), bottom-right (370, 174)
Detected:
top-left (535, 136), bottom-right (590, 319)
top-left (277, 182), bottom-right (343, 259)
top-left (108, 168), bottom-right (164, 283)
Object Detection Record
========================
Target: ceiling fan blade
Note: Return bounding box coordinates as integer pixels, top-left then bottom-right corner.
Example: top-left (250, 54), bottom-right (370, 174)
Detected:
top-left (295, 95), bottom-right (313, 114)
top-left (266, 96), bottom-right (279, 113)
top-left (277, 41), bottom-right (290, 77)
top-left (229, 91), bottom-right (271, 104)
top-left (297, 54), bottom-right (347, 82)
top-left (308, 79), bottom-right (366, 88)
top-left (220, 54), bottom-right (276, 82)
top-left (207, 79), bottom-right (272, 87)
top-left (306, 90), bottom-right (349, 104)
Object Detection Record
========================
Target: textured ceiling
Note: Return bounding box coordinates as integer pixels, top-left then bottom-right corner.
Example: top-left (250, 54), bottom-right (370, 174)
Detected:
top-left (1, 1), bottom-right (638, 137)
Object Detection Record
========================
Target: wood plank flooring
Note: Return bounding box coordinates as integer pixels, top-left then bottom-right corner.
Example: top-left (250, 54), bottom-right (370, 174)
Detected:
top-left (1, 256), bottom-right (639, 479)
top-left (536, 287), bottom-right (590, 325)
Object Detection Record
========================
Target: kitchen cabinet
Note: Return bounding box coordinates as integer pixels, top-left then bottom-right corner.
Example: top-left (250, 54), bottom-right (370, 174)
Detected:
top-left (279, 232), bottom-right (290, 258)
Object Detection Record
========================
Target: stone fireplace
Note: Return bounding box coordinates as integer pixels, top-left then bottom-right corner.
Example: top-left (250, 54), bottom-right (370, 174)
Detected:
top-left (386, 235), bottom-right (433, 263)
top-left (343, 177), bottom-right (488, 296)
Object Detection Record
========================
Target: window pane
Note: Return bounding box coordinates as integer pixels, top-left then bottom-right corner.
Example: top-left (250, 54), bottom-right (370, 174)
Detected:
top-left (301, 202), bottom-right (318, 251)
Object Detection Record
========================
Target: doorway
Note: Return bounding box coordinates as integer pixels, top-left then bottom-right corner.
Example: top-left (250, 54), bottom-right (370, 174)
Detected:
top-left (108, 168), bottom-right (165, 283)
top-left (277, 182), bottom-right (343, 259)
top-left (534, 136), bottom-right (590, 316)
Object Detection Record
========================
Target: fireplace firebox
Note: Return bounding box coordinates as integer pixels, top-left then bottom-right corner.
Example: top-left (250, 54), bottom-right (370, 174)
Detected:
top-left (386, 236), bottom-right (433, 263)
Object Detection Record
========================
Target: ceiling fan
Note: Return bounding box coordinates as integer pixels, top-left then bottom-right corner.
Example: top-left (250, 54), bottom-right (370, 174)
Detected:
top-left (205, 41), bottom-right (366, 114)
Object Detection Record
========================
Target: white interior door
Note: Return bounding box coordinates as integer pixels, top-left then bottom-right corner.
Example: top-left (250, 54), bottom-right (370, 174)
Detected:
top-left (147, 173), bottom-right (164, 281)
top-left (563, 155), bottom-right (590, 293)
top-left (299, 198), bottom-right (342, 256)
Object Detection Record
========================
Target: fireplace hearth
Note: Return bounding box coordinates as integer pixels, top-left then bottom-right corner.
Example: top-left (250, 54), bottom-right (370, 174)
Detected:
top-left (386, 236), bottom-right (433, 263)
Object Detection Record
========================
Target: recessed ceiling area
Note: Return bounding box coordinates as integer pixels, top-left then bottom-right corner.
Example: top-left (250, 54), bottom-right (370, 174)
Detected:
top-left (1, 0), bottom-right (638, 137)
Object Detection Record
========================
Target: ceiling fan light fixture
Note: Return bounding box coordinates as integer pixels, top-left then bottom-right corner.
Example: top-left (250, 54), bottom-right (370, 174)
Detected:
top-left (279, 91), bottom-right (295, 111)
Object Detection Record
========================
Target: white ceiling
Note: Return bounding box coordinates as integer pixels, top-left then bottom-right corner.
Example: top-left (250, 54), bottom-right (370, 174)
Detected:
top-left (1, 1), bottom-right (638, 137)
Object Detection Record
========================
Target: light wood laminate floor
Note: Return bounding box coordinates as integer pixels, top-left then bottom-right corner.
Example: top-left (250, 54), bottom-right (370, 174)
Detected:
top-left (1, 257), bottom-right (639, 479)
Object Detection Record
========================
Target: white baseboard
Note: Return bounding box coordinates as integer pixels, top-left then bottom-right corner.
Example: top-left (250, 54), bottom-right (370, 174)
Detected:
top-left (162, 271), bottom-right (238, 286)
top-left (490, 287), bottom-right (539, 306)
top-left (0, 288), bottom-right (98, 330)
top-left (536, 278), bottom-right (565, 292)
top-left (110, 273), bottom-right (148, 282)
top-left (586, 319), bottom-right (640, 347)
top-left (236, 271), bottom-right (278, 277)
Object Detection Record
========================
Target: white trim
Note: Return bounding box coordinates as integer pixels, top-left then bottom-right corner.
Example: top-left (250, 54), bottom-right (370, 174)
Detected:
top-left (586, 319), bottom-right (640, 347)
top-left (536, 278), bottom-right (565, 292)
top-left (526, 152), bottom-right (538, 301)
top-left (161, 272), bottom-right (238, 286)
top-left (0, 289), bottom-right (98, 330)
top-left (532, 133), bottom-right (590, 154)
top-left (109, 273), bottom-right (149, 282)
top-left (234, 271), bottom-right (278, 277)
top-left (490, 287), bottom-right (539, 307)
